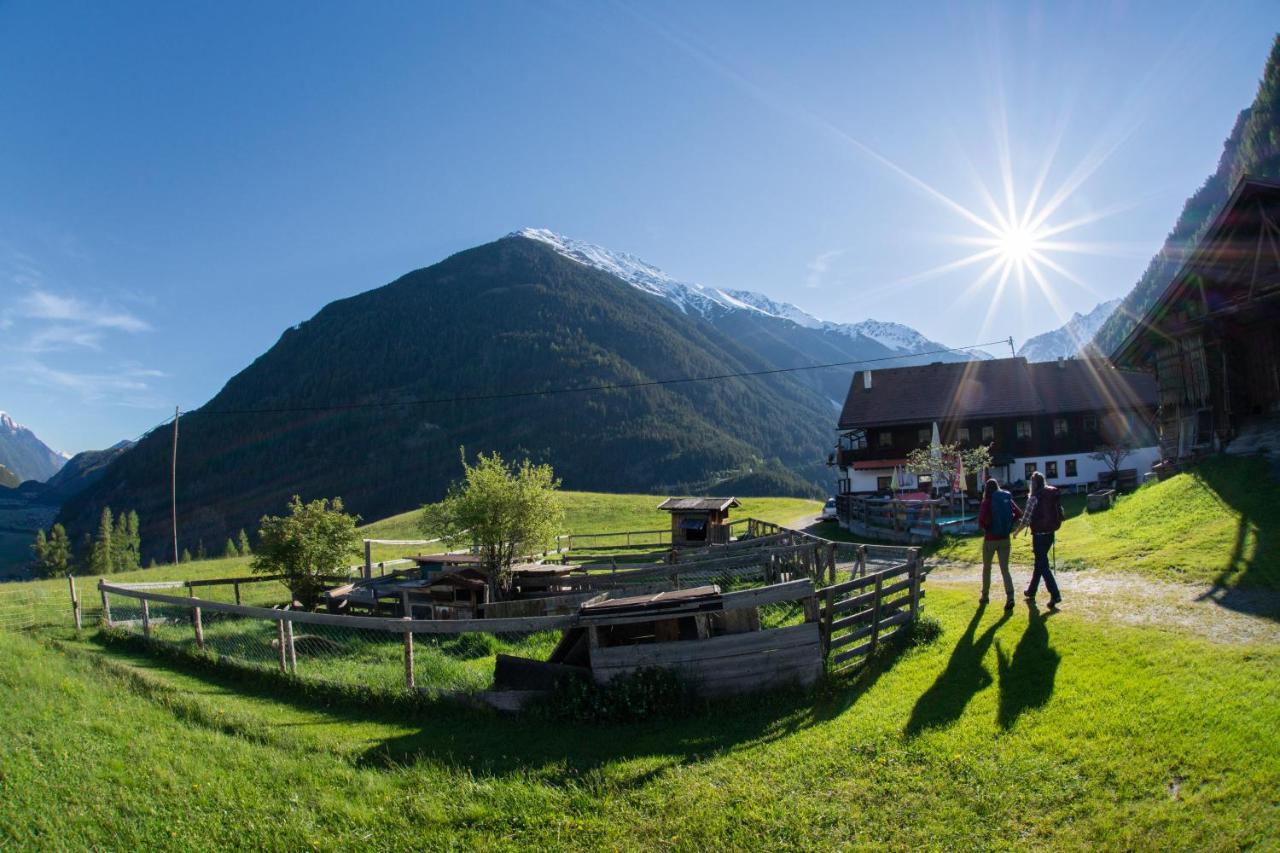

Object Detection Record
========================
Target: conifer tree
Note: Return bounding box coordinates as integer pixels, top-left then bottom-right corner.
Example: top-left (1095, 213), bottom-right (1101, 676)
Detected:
top-left (196, 539), bottom-right (207, 561)
top-left (224, 539), bottom-right (238, 558)
top-left (119, 510), bottom-right (142, 572)
top-left (30, 529), bottom-right (47, 576)
top-left (237, 528), bottom-right (251, 556)
top-left (180, 548), bottom-right (192, 563)
top-left (90, 507), bottom-right (114, 575)
top-left (46, 524), bottom-right (71, 577)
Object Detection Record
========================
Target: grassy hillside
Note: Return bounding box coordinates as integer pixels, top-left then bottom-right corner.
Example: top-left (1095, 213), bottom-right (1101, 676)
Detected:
top-left (1, 587), bottom-right (1276, 848)
top-left (931, 456), bottom-right (1279, 589)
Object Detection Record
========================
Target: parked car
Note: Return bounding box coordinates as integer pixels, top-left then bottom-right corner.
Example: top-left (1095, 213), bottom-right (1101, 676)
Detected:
top-left (821, 497), bottom-right (838, 521)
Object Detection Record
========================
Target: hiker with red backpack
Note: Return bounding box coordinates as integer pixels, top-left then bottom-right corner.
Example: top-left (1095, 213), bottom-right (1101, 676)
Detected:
top-left (977, 478), bottom-right (1021, 610)
top-left (1019, 471), bottom-right (1064, 608)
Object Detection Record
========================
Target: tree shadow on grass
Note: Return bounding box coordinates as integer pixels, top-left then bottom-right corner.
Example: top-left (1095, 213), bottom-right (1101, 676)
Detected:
top-left (90, 625), bottom-right (922, 791)
top-left (1187, 457), bottom-right (1280, 622)
top-left (995, 602), bottom-right (1058, 730)
top-left (904, 604), bottom-right (1011, 737)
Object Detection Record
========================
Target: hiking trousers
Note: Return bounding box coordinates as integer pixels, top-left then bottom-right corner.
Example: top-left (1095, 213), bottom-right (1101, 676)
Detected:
top-left (1029, 532), bottom-right (1061, 600)
top-left (981, 538), bottom-right (1014, 602)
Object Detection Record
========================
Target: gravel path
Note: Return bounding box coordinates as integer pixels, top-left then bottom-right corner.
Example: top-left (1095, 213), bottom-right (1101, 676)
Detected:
top-left (926, 560), bottom-right (1280, 645)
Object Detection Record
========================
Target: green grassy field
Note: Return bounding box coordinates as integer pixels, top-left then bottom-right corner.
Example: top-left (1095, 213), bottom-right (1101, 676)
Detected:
top-left (2, 584), bottom-right (1276, 849)
top-left (919, 456), bottom-right (1279, 590)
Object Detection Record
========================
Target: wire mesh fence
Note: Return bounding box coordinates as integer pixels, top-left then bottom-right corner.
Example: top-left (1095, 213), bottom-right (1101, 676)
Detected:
top-left (100, 581), bottom-right (567, 697)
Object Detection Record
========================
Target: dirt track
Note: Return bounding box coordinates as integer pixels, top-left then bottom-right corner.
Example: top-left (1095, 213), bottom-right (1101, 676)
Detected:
top-left (926, 560), bottom-right (1280, 645)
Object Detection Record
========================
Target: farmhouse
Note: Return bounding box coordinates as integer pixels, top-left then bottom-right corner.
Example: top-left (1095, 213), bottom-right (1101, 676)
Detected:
top-left (832, 356), bottom-right (1159, 506)
top-left (1112, 177), bottom-right (1280, 460)
top-left (657, 497), bottom-right (739, 546)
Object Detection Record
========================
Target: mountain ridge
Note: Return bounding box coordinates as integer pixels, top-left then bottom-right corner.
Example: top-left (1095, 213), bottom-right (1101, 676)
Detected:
top-left (0, 411), bottom-right (68, 483)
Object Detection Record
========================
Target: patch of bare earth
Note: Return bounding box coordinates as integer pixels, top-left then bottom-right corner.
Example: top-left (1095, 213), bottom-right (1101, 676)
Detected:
top-left (926, 560), bottom-right (1280, 645)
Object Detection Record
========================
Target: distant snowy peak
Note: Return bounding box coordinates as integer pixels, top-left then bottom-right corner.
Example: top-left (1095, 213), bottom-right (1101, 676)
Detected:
top-left (514, 227), bottom-right (986, 360)
top-left (514, 227), bottom-right (778, 321)
top-left (1017, 299), bottom-right (1121, 362)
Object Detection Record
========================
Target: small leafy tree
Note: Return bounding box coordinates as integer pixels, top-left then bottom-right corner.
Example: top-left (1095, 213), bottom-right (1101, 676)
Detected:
top-left (252, 495), bottom-right (361, 607)
top-left (905, 442), bottom-right (994, 495)
top-left (1090, 441), bottom-right (1134, 482)
top-left (236, 528), bottom-right (252, 556)
top-left (421, 450), bottom-right (565, 601)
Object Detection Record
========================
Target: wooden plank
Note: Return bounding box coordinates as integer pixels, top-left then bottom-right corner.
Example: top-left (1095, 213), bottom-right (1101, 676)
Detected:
top-left (284, 619), bottom-right (297, 671)
top-left (831, 616), bottom-right (912, 665)
top-left (824, 577), bottom-right (914, 618)
top-left (68, 575), bottom-right (81, 631)
top-left (141, 599), bottom-right (151, 639)
top-left (719, 579), bottom-right (814, 611)
top-left (591, 622), bottom-right (819, 670)
top-left (192, 605), bottom-right (205, 651)
top-left (815, 563), bottom-right (910, 598)
top-left (99, 579), bottom-right (111, 627)
top-left (594, 644), bottom-right (823, 696)
top-left (829, 621), bottom-right (874, 649)
top-left (869, 574), bottom-right (884, 654)
top-left (276, 620), bottom-right (287, 672)
top-left (403, 620), bottom-right (414, 690)
top-left (99, 583), bottom-right (578, 634)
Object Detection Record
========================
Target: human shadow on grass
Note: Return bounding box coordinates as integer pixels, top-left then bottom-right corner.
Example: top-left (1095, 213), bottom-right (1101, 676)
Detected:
top-left (903, 604), bottom-right (1010, 737)
top-left (995, 602), bottom-right (1058, 730)
top-left (91, 626), bottom-right (921, 790)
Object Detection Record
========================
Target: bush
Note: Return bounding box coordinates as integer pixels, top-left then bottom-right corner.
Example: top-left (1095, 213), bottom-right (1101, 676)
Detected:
top-left (539, 666), bottom-right (687, 723)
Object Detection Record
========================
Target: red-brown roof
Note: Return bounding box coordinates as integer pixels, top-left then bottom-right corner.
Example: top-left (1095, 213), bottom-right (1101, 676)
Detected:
top-left (838, 357), bottom-right (1155, 430)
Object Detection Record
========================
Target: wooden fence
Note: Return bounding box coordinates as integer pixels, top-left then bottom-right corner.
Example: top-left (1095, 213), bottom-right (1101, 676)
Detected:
top-left (815, 552), bottom-right (923, 673)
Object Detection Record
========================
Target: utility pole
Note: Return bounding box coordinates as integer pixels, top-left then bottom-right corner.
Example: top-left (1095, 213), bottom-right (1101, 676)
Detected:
top-left (171, 405), bottom-right (180, 565)
top-left (1007, 336), bottom-right (1015, 357)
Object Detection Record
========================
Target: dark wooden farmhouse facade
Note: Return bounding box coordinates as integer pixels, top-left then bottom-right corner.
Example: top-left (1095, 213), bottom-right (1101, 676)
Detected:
top-left (1113, 177), bottom-right (1280, 459)
top-left (832, 357), bottom-right (1158, 501)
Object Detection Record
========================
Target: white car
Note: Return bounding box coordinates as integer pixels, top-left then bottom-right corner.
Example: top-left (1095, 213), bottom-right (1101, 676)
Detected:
top-left (820, 497), bottom-right (838, 521)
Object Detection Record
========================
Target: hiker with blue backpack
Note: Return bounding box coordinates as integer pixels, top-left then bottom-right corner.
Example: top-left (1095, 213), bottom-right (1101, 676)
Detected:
top-left (977, 478), bottom-right (1021, 610)
top-left (1019, 471), bottom-right (1064, 608)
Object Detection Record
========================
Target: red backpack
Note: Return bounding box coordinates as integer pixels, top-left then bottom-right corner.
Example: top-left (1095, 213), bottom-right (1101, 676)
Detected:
top-left (1033, 486), bottom-right (1064, 533)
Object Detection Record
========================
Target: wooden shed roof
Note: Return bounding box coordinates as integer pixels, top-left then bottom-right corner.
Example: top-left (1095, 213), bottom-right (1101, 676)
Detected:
top-left (656, 497), bottom-right (740, 512)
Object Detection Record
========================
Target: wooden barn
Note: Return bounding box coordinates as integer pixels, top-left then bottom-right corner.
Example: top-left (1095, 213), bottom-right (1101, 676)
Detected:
top-left (657, 497), bottom-right (739, 546)
top-left (1113, 177), bottom-right (1280, 459)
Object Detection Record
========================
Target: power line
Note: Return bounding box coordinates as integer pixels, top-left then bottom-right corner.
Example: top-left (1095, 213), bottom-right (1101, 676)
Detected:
top-left (188, 338), bottom-right (1014, 418)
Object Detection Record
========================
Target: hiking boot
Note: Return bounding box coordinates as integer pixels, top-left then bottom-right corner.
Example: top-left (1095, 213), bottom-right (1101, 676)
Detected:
top-left (1048, 596), bottom-right (1062, 609)
top-left (1004, 600), bottom-right (1016, 611)
top-left (1023, 588), bottom-right (1035, 599)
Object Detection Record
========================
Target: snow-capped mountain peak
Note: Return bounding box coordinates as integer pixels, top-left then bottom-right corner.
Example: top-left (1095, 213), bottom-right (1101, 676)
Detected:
top-left (1017, 299), bottom-right (1121, 362)
top-left (513, 227), bottom-right (989, 361)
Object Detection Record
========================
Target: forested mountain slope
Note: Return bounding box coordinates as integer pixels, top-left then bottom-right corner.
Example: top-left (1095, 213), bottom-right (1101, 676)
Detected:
top-left (60, 236), bottom-right (840, 561)
top-left (1094, 35), bottom-right (1280, 354)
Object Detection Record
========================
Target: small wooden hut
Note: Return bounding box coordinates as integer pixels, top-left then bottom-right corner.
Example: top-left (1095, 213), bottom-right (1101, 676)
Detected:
top-left (657, 497), bottom-right (739, 546)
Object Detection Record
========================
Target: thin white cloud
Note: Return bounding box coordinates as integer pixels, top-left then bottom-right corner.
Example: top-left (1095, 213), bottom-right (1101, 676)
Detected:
top-left (13, 359), bottom-right (167, 406)
top-left (16, 290), bottom-right (150, 333)
top-left (805, 249), bottom-right (845, 289)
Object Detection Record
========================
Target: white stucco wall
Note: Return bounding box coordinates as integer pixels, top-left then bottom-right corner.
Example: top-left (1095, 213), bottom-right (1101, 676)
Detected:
top-left (843, 445), bottom-right (1161, 493)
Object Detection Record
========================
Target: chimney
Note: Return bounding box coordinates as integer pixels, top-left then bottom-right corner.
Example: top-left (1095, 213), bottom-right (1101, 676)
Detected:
top-left (1057, 356), bottom-right (1066, 370)
top-left (863, 370), bottom-right (872, 391)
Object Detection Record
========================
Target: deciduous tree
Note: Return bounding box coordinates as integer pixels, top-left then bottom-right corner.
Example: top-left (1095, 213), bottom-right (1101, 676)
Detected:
top-left (251, 496), bottom-right (360, 607)
top-left (420, 450), bottom-right (565, 600)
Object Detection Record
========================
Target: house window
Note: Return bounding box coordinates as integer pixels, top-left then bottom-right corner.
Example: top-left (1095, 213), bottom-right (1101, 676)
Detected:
top-left (876, 476), bottom-right (892, 491)
top-left (957, 427), bottom-right (971, 443)
top-left (918, 428), bottom-right (932, 446)
top-left (1053, 418), bottom-right (1069, 437)
top-left (1024, 462), bottom-right (1037, 481)
top-left (1045, 461), bottom-right (1059, 478)
top-left (1083, 415), bottom-right (1099, 433)
top-left (878, 432), bottom-right (893, 448)
top-left (1065, 459), bottom-right (1078, 478)
top-left (917, 475), bottom-right (933, 490)
top-left (1016, 421), bottom-right (1033, 439)
top-left (982, 425), bottom-right (995, 442)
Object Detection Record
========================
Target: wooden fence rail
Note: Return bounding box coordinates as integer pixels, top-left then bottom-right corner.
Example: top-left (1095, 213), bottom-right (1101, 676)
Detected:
top-left (816, 547), bottom-right (923, 673)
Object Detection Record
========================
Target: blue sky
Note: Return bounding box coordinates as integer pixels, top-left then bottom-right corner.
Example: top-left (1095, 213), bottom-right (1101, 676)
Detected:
top-left (1, 1), bottom-right (1275, 454)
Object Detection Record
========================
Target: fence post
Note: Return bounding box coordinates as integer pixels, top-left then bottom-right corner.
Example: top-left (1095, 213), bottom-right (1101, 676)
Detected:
top-left (401, 590), bottom-right (412, 618)
top-left (403, 618), bottom-right (415, 691)
top-left (821, 584), bottom-right (834, 659)
top-left (67, 575), bottom-right (81, 631)
top-left (869, 574), bottom-right (884, 655)
top-left (141, 598), bottom-right (151, 639)
top-left (233, 582), bottom-right (241, 606)
top-left (908, 548), bottom-right (922, 622)
top-left (276, 618), bottom-right (288, 672)
top-left (364, 539), bottom-right (373, 580)
top-left (99, 579), bottom-right (111, 627)
top-left (193, 604), bottom-right (205, 651)
top-left (285, 618), bottom-right (297, 672)
top-left (827, 542), bottom-right (837, 585)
